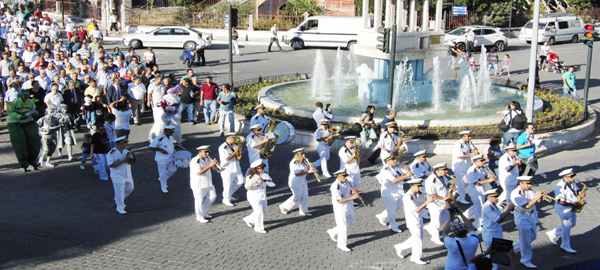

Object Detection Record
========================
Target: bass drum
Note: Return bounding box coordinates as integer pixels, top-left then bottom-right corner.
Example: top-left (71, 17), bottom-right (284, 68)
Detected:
top-left (274, 121), bottom-right (295, 145)
top-left (174, 150), bottom-right (192, 168)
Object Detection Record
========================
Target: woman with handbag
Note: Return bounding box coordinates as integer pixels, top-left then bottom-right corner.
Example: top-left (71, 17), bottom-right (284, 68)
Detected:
top-left (496, 101), bottom-right (525, 148)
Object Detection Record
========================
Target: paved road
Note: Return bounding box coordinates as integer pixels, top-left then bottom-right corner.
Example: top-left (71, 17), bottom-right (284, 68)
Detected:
top-left (1, 39), bottom-right (600, 269)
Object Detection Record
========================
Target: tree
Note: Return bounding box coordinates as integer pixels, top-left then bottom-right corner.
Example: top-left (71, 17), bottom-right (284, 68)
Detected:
top-left (283, 0), bottom-right (327, 16)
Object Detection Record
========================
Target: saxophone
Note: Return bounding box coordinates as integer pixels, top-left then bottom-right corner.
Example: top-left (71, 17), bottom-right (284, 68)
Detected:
top-left (259, 119), bottom-right (279, 159)
top-left (351, 138), bottom-right (362, 162)
top-left (572, 181), bottom-right (587, 214)
top-left (326, 125), bottom-right (342, 146)
top-left (446, 175), bottom-right (459, 207)
top-left (393, 131), bottom-right (407, 159)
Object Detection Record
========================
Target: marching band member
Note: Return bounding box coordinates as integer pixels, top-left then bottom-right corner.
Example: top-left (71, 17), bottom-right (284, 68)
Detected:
top-left (249, 104), bottom-right (269, 132)
top-left (410, 150), bottom-right (432, 180)
top-left (463, 154), bottom-right (496, 230)
top-left (452, 130), bottom-right (479, 205)
top-left (338, 136), bottom-right (361, 188)
top-left (326, 169), bottom-right (360, 252)
top-left (189, 145), bottom-right (218, 223)
top-left (546, 168), bottom-right (585, 254)
top-left (246, 124), bottom-right (276, 187)
top-left (107, 136), bottom-right (135, 215)
top-left (497, 144), bottom-right (521, 205)
top-left (482, 189), bottom-right (514, 248)
top-left (312, 119), bottom-right (333, 178)
top-left (511, 176), bottom-right (544, 269)
top-left (218, 133), bottom-right (244, 207)
top-left (148, 125), bottom-right (177, 193)
top-left (243, 159), bottom-right (271, 234)
top-left (378, 122), bottom-right (399, 164)
top-left (393, 179), bottom-right (435, 265)
top-left (375, 156), bottom-right (413, 233)
top-left (423, 162), bottom-right (452, 245)
top-left (279, 148), bottom-right (316, 216)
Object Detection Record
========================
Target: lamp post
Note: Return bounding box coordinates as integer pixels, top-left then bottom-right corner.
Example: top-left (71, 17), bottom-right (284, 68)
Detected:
top-left (526, 0), bottom-right (540, 121)
top-left (508, 0), bottom-right (514, 38)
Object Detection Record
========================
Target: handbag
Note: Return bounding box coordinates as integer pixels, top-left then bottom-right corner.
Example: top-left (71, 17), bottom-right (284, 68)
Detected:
top-left (498, 110), bottom-right (513, 132)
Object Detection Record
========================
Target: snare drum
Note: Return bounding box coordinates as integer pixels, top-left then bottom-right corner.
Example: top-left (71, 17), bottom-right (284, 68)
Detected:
top-left (173, 150), bottom-right (192, 168)
top-left (274, 121), bottom-right (295, 145)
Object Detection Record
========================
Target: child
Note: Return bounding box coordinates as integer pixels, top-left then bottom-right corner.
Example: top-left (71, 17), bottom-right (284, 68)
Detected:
top-left (500, 54), bottom-right (511, 76)
top-left (81, 95), bottom-right (96, 129)
top-left (104, 114), bottom-right (117, 148)
top-left (469, 55), bottom-right (477, 71)
top-left (80, 133), bottom-right (96, 170)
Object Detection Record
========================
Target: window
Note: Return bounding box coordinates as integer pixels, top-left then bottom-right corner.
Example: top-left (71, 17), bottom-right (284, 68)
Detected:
top-left (154, 29), bottom-right (172, 36)
top-left (472, 29), bottom-right (482, 35)
top-left (173, 29), bottom-right (189, 35)
top-left (307, 19), bottom-right (319, 30)
top-left (483, 29), bottom-right (495, 35)
top-left (558, 21), bottom-right (569, 29)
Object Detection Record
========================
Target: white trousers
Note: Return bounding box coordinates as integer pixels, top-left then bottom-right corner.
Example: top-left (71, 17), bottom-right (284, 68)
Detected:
top-left (221, 172), bottom-right (243, 203)
top-left (376, 195), bottom-right (403, 231)
top-left (327, 205), bottom-right (355, 249)
top-left (548, 212), bottom-right (577, 250)
top-left (163, 113), bottom-right (182, 142)
top-left (395, 225), bottom-right (424, 261)
top-left (499, 182), bottom-right (517, 204)
top-left (157, 160), bottom-right (177, 189)
top-left (281, 182), bottom-right (309, 214)
top-left (425, 206), bottom-right (449, 242)
top-left (312, 147), bottom-right (330, 175)
top-left (192, 186), bottom-right (216, 219)
top-left (464, 194), bottom-right (485, 229)
top-left (454, 166), bottom-right (468, 201)
top-left (513, 219), bottom-right (537, 264)
top-left (244, 199), bottom-right (267, 232)
top-left (149, 108), bottom-right (166, 141)
top-left (112, 175), bottom-right (134, 212)
top-left (93, 153), bottom-right (109, 180)
top-left (232, 39), bottom-right (240, 55)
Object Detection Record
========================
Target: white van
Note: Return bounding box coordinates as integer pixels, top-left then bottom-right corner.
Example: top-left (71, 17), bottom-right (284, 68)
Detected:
top-left (519, 13), bottom-right (585, 45)
top-left (283, 16), bottom-right (362, 50)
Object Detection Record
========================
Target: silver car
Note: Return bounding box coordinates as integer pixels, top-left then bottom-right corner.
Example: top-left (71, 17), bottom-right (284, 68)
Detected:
top-left (122, 26), bottom-right (212, 49)
top-left (444, 25), bottom-right (508, 52)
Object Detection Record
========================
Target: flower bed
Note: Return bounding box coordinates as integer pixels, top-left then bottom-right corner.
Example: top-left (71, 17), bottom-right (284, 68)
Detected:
top-left (234, 77), bottom-right (586, 140)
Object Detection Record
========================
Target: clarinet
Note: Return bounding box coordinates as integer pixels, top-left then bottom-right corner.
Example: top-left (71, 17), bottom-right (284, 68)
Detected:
top-left (346, 180), bottom-right (368, 207)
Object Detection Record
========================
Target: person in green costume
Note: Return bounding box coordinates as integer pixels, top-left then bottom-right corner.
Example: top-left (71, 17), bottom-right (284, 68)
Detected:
top-left (7, 90), bottom-right (41, 172)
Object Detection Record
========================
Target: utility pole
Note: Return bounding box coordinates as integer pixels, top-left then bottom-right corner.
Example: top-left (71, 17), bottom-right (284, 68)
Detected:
top-left (387, 24), bottom-right (397, 108)
top-left (508, 0), bottom-right (514, 38)
top-left (525, 0), bottom-right (541, 121)
top-left (228, 5), bottom-right (233, 87)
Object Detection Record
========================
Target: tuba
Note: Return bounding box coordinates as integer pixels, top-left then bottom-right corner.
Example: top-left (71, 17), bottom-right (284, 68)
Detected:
top-left (259, 119), bottom-right (279, 159)
top-left (233, 135), bottom-right (246, 157)
top-left (572, 181), bottom-right (587, 214)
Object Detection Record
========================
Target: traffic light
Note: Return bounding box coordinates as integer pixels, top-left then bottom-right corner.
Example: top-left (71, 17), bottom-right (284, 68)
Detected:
top-left (376, 27), bottom-right (390, 53)
top-left (584, 24), bottom-right (594, 46)
top-left (231, 8), bottom-right (238, 27)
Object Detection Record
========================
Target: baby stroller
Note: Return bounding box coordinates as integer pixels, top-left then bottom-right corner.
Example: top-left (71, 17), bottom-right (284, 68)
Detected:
top-left (546, 52), bottom-right (566, 74)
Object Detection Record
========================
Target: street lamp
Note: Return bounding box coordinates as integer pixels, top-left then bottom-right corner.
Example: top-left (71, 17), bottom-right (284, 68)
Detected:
top-left (508, 0), bottom-right (514, 38)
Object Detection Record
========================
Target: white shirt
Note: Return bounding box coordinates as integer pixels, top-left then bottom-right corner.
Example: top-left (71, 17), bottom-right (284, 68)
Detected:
top-left (195, 38), bottom-right (206, 50)
top-left (510, 188), bottom-right (539, 223)
top-left (331, 180), bottom-right (352, 206)
top-left (4, 88), bottom-right (19, 102)
top-left (452, 139), bottom-right (473, 169)
top-left (250, 113), bottom-right (269, 132)
top-left (424, 174), bottom-right (450, 199)
top-left (107, 148), bottom-right (133, 180)
top-left (315, 127), bottom-right (331, 148)
top-left (498, 153), bottom-right (519, 186)
top-left (218, 142), bottom-right (241, 173)
top-left (482, 200), bottom-right (503, 233)
top-left (466, 165), bottom-right (487, 196)
top-left (376, 165), bottom-right (406, 197)
top-left (21, 50), bottom-right (36, 62)
top-left (403, 191), bottom-right (426, 227)
top-left (189, 155), bottom-right (213, 189)
top-left (43, 91), bottom-right (63, 108)
top-left (467, 31), bottom-right (476, 42)
top-left (245, 173), bottom-right (268, 201)
top-left (246, 133), bottom-right (266, 162)
top-left (378, 132), bottom-right (398, 160)
top-left (312, 108), bottom-right (333, 128)
top-left (148, 133), bottom-right (175, 162)
top-left (143, 51), bottom-right (154, 62)
top-left (113, 109), bottom-right (132, 130)
top-left (554, 179), bottom-right (579, 214)
top-left (147, 82), bottom-right (166, 106)
top-left (90, 29), bottom-right (102, 39)
top-left (127, 82), bottom-right (146, 100)
top-left (288, 159), bottom-right (308, 185)
top-left (501, 109), bottom-right (524, 132)
top-left (338, 146), bottom-right (359, 174)
top-left (410, 159), bottom-right (431, 179)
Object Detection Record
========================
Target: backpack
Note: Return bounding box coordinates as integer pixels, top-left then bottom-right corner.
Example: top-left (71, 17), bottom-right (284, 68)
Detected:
top-left (511, 111), bottom-right (527, 130)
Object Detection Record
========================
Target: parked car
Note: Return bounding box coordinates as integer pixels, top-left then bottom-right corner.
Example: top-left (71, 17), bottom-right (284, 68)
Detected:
top-left (122, 26), bottom-right (212, 49)
top-left (444, 25), bottom-right (508, 52)
top-left (519, 14), bottom-right (585, 45)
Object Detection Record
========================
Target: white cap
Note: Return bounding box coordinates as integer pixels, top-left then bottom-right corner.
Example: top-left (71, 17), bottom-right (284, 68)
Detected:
top-left (414, 150), bottom-right (427, 157)
top-left (406, 179), bottom-right (422, 185)
top-left (559, 168), bottom-right (575, 177)
top-left (472, 154), bottom-right (484, 161)
top-left (115, 136), bottom-right (128, 143)
top-left (250, 159), bottom-right (265, 168)
top-left (459, 130), bottom-right (472, 135)
top-left (433, 162), bottom-right (448, 170)
top-left (196, 145), bottom-right (210, 151)
top-left (320, 119), bottom-right (330, 125)
top-left (253, 104), bottom-right (264, 110)
top-left (517, 176), bottom-right (533, 182)
top-left (385, 122), bottom-right (397, 127)
top-left (225, 132), bottom-right (236, 137)
top-left (250, 124), bottom-right (261, 130)
top-left (164, 125), bottom-right (175, 130)
top-left (293, 147), bottom-right (305, 153)
top-left (334, 169), bottom-right (347, 176)
top-left (505, 143), bottom-right (517, 151)
top-left (344, 136), bottom-right (356, 140)
top-left (483, 189), bottom-right (499, 197)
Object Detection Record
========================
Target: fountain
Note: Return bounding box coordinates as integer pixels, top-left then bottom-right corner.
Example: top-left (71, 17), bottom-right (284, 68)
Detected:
top-left (310, 50), bottom-right (327, 99)
top-left (333, 48), bottom-right (345, 106)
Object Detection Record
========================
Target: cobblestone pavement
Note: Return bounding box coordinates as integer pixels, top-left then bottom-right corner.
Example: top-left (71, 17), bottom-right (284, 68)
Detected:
top-left (1, 40), bottom-right (600, 270)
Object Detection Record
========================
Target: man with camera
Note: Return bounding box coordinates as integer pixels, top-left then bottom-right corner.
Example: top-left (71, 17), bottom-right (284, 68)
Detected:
top-left (441, 209), bottom-right (479, 270)
top-left (312, 102), bottom-right (333, 128)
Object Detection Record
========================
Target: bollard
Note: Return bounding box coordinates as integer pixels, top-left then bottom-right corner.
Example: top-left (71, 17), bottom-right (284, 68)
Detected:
top-left (245, 34), bottom-right (248, 41)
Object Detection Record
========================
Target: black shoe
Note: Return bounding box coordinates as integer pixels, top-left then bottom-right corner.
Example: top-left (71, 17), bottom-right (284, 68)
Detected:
top-left (191, 122), bottom-right (196, 125)
top-left (268, 50), bottom-right (272, 52)
top-left (220, 132), bottom-right (224, 137)
top-left (23, 168), bottom-right (30, 172)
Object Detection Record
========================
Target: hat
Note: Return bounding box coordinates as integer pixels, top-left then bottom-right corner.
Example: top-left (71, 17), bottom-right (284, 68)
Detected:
top-left (505, 143), bottom-right (517, 151)
top-left (334, 169), bottom-right (347, 176)
top-left (250, 124), bottom-right (261, 131)
top-left (459, 130), bottom-right (472, 135)
top-left (450, 221), bottom-right (468, 235)
top-left (344, 136), bottom-right (356, 140)
top-left (433, 162), bottom-right (448, 170)
top-left (559, 168), bottom-right (576, 178)
top-left (472, 154), bottom-right (485, 161)
top-left (115, 136), bottom-right (128, 143)
top-left (385, 155), bottom-right (397, 162)
top-left (385, 122), bottom-right (397, 127)
top-left (164, 125), bottom-right (175, 130)
top-left (250, 159), bottom-right (265, 168)
top-left (253, 104), bottom-right (265, 110)
top-left (517, 176), bottom-right (533, 183)
top-left (225, 132), bottom-right (236, 137)
top-left (196, 145), bottom-right (210, 151)
top-left (320, 119), bottom-right (330, 125)
top-left (483, 189), bottom-right (499, 197)
top-left (414, 150), bottom-right (427, 157)
top-left (293, 147), bottom-right (305, 153)
top-left (406, 179), bottom-right (422, 185)
top-left (39, 69), bottom-right (46, 73)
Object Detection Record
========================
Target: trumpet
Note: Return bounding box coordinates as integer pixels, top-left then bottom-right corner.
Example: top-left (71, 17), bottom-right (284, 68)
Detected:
top-left (208, 155), bottom-right (224, 173)
top-left (233, 135), bottom-right (245, 158)
top-left (304, 158), bottom-right (321, 182)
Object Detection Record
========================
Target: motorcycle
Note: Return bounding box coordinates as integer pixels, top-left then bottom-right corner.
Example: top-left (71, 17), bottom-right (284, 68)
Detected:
top-left (180, 48), bottom-right (196, 67)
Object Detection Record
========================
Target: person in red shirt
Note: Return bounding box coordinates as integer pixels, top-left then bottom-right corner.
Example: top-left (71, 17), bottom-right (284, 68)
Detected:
top-left (77, 26), bottom-right (88, 42)
top-left (199, 76), bottom-right (219, 125)
top-left (25, 39), bottom-right (40, 51)
top-left (33, 7), bottom-right (42, 18)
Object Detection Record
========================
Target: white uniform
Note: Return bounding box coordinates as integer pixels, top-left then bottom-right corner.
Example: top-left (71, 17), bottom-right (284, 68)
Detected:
top-left (249, 113), bottom-right (269, 132)
top-left (482, 200), bottom-right (504, 248)
top-left (424, 174), bottom-right (451, 242)
top-left (498, 153), bottom-right (519, 204)
top-left (243, 172), bottom-right (271, 232)
top-left (218, 142), bottom-right (244, 203)
top-left (246, 133), bottom-right (269, 172)
top-left (338, 146), bottom-right (361, 187)
top-left (452, 139), bottom-right (473, 201)
top-left (410, 160), bottom-right (432, 179)
top-left (510, 188), bottom-right (539, 265)
top-left (378, 132), bottom-right (398, 163)
top-left (149, 133), bottom-right (176, 191)
top-left (281, 159), bottom-right (310, 215)
top-left (189, 155), bottom-right (217, 220)
top-left (312, 127), bottom-right (331, 176)
top-left (326, 179), bottom-right (355, 249)
top-left (375, 165), bottom-right (406, 231)
top-left (547, 179), bottom-right (579, 250)
top-left (147, 82), bottom-right (166, 141)
top-left (394, 191), bottom-right (427, 261)
top-left (463, 165), bottom-right (488, 229)
top-left (107, 148), bottom-right (134, 213)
